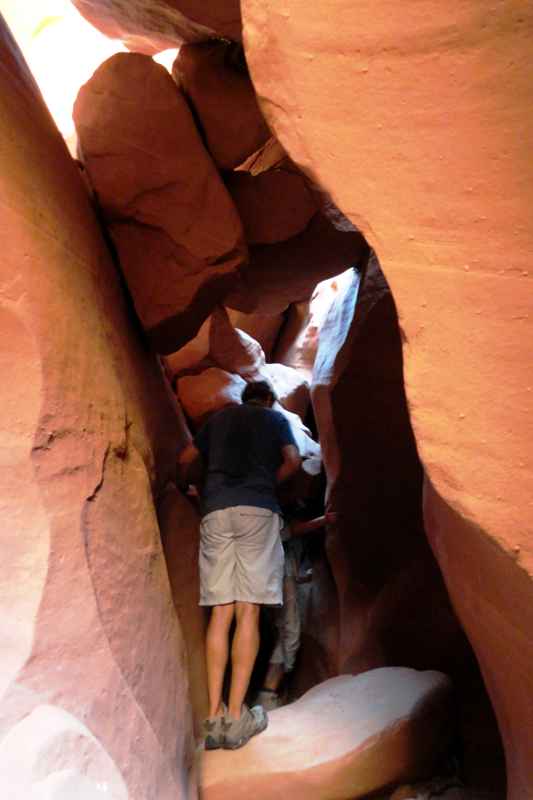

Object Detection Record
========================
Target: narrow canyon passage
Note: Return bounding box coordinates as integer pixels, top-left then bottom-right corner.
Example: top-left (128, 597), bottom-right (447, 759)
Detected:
top-left (1, 4), bottom-right (531, 800)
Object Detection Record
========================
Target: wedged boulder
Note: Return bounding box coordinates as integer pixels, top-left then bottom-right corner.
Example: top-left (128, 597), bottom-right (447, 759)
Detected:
top-left (209, 306), bottom-right (266, 379)
top-left (226, 212), bottom-right (369, 313)
top-left (273, 403), bottom-right (320, 460)
top-left (174, 41), bottom-right (270, 170)
top-left (74, 52), bottom-right (246, 353)
top-left (71, 0), bottom-right (242, 53)
top-left (274, 269), bottom-right (356, 382)
top-left (157, 484), bottom-right (207, 735)
top-left (227, 308), bottom-right (284, 359)
top-left (225, 167), bottom-right (318, 244)
top-left (177, 368), bottom-right (245, 428)
top-left (200, 669), bottom-right (453, 800)
top-left (164, 308), bottom-right (284, 383)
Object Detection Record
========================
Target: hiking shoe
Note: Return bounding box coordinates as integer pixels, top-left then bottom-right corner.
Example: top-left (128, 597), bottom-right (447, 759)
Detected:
top-left (203, 706), bottom-right (226, 750)
top-left (254, 689), bottom-right (283, 711)
top-left (223, 705), bottom-right (268, 750)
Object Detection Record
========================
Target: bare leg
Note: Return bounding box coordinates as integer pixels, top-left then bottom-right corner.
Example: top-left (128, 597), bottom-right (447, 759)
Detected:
top-left (227, 601), bottom-right (260, 719)
top-left (205, 603), bottom-right (235, 718)
top-left (263, 662), bottom-right (285, 692)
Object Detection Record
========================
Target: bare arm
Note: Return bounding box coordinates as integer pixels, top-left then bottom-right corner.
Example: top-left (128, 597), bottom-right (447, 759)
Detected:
top-left (276, 444), bottom-right (301, 485)
top-left (177, 442), bottom-right (204, 486)
top-left (289, 511), bottom-right (339, 538)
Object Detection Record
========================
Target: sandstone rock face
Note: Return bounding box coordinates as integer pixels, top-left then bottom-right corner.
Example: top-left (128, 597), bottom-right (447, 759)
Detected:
top-left (74, 52), bottom-right (246, 353)
top-left (158, 485), bottom-right (207, 735)
top-left (174, 41), bottom-right (270, 170)
top-left (0, 18), bottom-right (194, 799)
top-left (242, 3), bottom-right (531, 795)
top-left (226, 212), bottom-right (369, 314)
top-left (225, 167), bottom-right (318, 244)
top-left (71, 0), bottom-right (241, 53)
top-left (301, 257), bottom-right (486, 762)
top-left (200, 669), bottom-right (453, 800)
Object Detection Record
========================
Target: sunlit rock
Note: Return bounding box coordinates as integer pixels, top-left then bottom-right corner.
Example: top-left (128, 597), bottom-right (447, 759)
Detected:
top-left (74, 52), bottom-right (246, 353)
top-left (200, 669), bottom-right (453, 800)
top-left (174, 41), bottom-right (270, 169)
top-left (274, 269), bottom-right (356, 383)
top-left (225, 166), bottom-right (318, 244)
top-left (262, 362), bottom-right (309, 420)
top-left (71, 0), bottom-right (242, 53)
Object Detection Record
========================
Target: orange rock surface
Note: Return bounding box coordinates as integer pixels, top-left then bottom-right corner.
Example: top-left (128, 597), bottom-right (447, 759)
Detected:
top-left (0, 17), bottom-right (194, 799)
top-left (243, 2), bottom-right (533, 795)
top-left (74, 53), bottom-right (246, 353)
top-left (226, 166), bottom-right (318, 244)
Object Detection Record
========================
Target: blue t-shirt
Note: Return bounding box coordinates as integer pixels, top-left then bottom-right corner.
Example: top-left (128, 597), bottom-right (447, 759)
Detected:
top-left (194, 403), bottom-right (297, 516)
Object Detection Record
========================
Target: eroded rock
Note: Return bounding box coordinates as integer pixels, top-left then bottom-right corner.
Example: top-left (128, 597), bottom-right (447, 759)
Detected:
top-left (174, 41), bottom-right (270, 169)
top-left (200, 669), bottom-right (453, 800)
top-left (0, 19), bottom-right (193, 797)
top-left (74, 52), bottom-right (246, 353)
top-left (242, 3), bottom-right (533, 793)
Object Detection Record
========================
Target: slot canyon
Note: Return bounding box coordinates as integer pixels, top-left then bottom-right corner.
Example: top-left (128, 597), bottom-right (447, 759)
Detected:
top-left (0, 2), bottom-right (531, 799)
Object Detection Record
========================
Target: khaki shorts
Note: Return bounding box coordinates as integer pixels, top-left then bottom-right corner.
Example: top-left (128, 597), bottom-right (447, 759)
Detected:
top-left (199, 506), bottom-right (284, 606)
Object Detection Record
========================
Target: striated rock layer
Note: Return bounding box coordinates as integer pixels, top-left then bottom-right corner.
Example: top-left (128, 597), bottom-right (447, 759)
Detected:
top-left (74, 52), bottom-right (246, 354)
top-left (242, 2), bottom-right (532, 795)
top-left (0, 17), bottom-right (194, 799)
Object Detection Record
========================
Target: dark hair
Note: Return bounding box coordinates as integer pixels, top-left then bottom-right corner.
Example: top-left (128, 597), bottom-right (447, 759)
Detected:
top-left (241, 379), bottom-right (276, 404)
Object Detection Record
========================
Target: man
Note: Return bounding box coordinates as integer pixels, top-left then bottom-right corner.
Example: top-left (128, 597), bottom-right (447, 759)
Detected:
top-left (178, 379), bottom-right (301, 750)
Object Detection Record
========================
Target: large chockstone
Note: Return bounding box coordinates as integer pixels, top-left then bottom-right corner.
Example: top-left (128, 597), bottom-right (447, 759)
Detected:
top-left (71, 0), bottom-right (242, 53)
top-left (226, 212), bottom-right (369, 314)
top-left (74, 53), bottom-right (247, 353)
top-left (199, 669), bottom-right (453, 800)
top-left (225, 166), bottom-right (318, 244)
top-left (174, 41), bottom-right (271, 170)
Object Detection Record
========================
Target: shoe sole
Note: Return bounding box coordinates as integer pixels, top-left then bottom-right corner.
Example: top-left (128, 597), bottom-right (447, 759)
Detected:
top-left (205, 735), bottom-right (224, 750)
top-left (223, 717), bottom-right (268, 750)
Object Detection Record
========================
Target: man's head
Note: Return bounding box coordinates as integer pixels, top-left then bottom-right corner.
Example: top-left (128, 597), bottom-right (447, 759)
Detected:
top-left (241, 379), bottom-right (276, 407)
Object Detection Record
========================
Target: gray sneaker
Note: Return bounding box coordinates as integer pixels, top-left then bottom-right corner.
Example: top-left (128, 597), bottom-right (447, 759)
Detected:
top-left (223, 705), bottom-right (268, 750)
top-left (254, 689), bottom-right (283, 711)
top-left (203, 706), bottom-right (227, 750)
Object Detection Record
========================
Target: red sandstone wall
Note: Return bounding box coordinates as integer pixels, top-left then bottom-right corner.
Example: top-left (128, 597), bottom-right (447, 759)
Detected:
top-left (0, 17), bottom-right (195, 799)
top-left (242, 2), bottom-right (533, 797)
